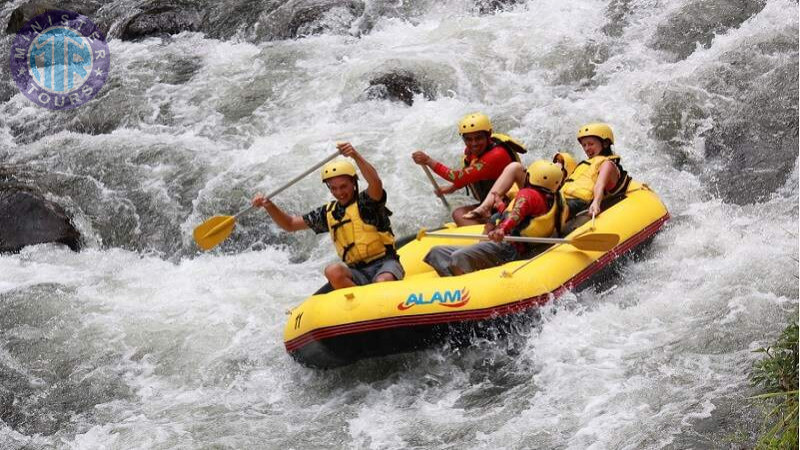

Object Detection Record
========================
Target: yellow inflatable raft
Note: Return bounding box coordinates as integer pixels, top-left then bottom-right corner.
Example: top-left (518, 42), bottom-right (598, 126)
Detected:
top-left (284, 181), bottom-right (669, 368)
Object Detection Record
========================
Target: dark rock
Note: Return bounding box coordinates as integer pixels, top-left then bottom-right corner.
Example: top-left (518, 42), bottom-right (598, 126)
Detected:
top-left (366, 71), bottom-right (434, 106)
top-left (648, 0), bottom-right (767, 60)
top-left (603, 0), bottom-right (633, 38)
top-left (5, 1), bottom-right (103, 35)
top-left (257, 0), bottom-right (364, 41)
top-left (0, 188), bottom-right (81, 252)
top-left (120, 7), bottom-right (200, 41)
top-left (550, 42), bottom-right (610, 87)
top-left (475, 0), bottom-right (523, 15)
top-left (650, 40), bottom-right (798, 204)
top-left (200, 0), bottom-right (267, 41)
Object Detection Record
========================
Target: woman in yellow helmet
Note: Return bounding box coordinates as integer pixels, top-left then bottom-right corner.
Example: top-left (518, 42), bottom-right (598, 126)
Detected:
top-left (252, 142), bottom-right (404, 290)
top-left (424, 160), bottom-right (564, 276)
top-left (562, 123), bottom-right (630, 219)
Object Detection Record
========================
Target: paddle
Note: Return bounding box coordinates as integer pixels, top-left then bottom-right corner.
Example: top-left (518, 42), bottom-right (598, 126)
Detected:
top-left (421, 165), bottom-right (451, 211)
top-left (193, 150), bottom-right (340, 251)
top-left (416, 228), bottom-right (620, 252)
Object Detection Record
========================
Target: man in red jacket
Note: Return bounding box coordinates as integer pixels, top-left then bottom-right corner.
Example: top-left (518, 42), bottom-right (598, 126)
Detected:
top-left (412, 112), bottom-right (521, 226)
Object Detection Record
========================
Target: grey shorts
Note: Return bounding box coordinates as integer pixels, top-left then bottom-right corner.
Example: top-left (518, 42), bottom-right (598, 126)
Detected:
top-left (349, 255), bottom-right (405, 286)
top-left (424, 242), bottom-right (522, 277)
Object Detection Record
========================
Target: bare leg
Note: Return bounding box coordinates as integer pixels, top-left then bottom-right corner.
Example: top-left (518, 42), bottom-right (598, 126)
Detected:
top-left (464, 162), bottom-right (527, 219)
top-left (452, 204), bottom-right (485, 226)
top-left (374, 272), bottom-right (398, 282)
top-left (324, 262), bottom-right (356, 290)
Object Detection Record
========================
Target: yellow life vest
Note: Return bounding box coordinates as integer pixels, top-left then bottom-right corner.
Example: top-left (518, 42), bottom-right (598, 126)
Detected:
top-left (326, 200), bottom-right (395, 267)
top-left (562, 155), bottom-right (626, 202)
top-left (504, 190), bottom-right (567, 238)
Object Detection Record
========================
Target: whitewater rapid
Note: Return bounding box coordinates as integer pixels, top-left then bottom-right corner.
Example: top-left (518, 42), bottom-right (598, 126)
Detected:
top-left (0, 0), bottom-right (797, 448)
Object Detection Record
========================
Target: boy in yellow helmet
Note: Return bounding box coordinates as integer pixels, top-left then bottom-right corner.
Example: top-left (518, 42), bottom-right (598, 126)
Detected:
top-left (252, 142), bottom-right (403, 290)
top-left (424, 161), bottom-right (564, 276)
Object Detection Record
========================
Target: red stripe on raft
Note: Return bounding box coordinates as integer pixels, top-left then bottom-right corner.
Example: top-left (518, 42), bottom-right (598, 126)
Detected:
top-left (285, 213), bottom-right (670, 352)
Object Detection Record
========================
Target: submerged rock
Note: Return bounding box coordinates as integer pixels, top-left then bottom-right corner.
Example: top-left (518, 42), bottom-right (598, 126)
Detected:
top-left (475, 0), bottom-right (523, 15)
top-left (650, 48), bottom-right (798, 204)
top-left (4, 1), bottom-right (103, 35)
top-left (0, 188), bottom-right (81, 252)
top-left (366, 71), bottom-right (435, 106)
top-left (648, 0), bottom-right (768, 60)
top-left (120, 6), bottom-right (200, 41)
top-left (255, 0), bottom-right (364, 40)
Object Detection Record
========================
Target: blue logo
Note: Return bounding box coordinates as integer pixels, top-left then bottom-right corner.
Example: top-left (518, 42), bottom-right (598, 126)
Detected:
top-left (9, 10), bottom-right (109, 110)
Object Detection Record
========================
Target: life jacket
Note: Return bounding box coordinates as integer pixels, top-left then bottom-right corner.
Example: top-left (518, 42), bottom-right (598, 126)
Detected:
top-left (326, 199), bottom-right (395, 267)
top-left (462, 133), bottom-right (526, 201)
top-left (504, 188), bottom-right (567, 238)
top-left (561, 154), bottom-right (631, 202)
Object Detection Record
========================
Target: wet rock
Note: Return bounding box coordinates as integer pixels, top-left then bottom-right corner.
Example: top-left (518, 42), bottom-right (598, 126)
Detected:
top-left (702, 47), bottom-right (798, 204)
top-left (256, 0), bottom-right (364, 40)
top-left (546, 42), bottom-right (610, 87)
top-left (120, 6), bottom-right (200, 41)
top-left (649, 0), bottom-right (768, 60)
top-left (0, 78), bottom-right (15, 104)
top-left (603, 0), bottom-right (634, 38)
top-left (650, 41), bottom-right (798, 204)
top-left (650, 90), bottom-right (705, 144)
top-left (4, 1), bottom-right (103, 35)
top-left (0, 187), bottom-right (81, 252)
top-left (475, 0), bottom-right (523, 15)
top-left (366, 71), bottom-right (434, 106)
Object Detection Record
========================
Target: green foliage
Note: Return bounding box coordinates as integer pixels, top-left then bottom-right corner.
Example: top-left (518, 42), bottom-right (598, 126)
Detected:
top-left (751, 321), bottom-right (799, 449)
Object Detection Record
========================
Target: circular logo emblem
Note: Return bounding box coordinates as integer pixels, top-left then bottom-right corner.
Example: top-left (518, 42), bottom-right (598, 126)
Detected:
top-left (9, 10), bottom-right (110, 110)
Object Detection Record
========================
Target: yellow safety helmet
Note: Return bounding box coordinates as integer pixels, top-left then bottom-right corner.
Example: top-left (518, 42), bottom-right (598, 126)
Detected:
top-left (526, 160), bottom-right (563, 193)
top-left (577, 123), bottom-right (614, 144)
top-left (321, 160), bottom-right (357, 182)
top-left (458, 112), bottom-right (492, 135)
top-left (553, 152), bottom-right (577, 176)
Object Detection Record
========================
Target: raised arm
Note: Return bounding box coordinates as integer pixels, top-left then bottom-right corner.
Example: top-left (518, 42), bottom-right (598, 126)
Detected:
top-left (337, 142), bottom-right (383, 201)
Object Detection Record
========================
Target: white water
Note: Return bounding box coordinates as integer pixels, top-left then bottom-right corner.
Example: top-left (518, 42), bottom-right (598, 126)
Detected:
top-left (0, 0), bottom-right (797, 448)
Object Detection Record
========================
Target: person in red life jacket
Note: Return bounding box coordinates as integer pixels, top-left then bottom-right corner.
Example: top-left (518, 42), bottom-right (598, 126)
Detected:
top-left (464, 151), bottom-right (577, 223)
top-left (561, 123), bottom-right (631, 219)
top-left (423, 160), bottom-right (564, 276)
top-left (252, 142), bottom-right (404, 290)
top-left (411, 112), bottom-right (524, 226)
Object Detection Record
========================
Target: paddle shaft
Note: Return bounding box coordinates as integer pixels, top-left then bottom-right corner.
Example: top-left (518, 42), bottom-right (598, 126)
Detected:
top-left (423, 231), bottom-right (572, 245)
top-left (421, 165), bottom-right (451, 211)
top-left (232, 150), bottom-right (341, 218)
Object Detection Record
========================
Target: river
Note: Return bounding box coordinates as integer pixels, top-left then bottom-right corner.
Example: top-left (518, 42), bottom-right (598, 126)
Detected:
top-left (0, 0), bottom-right (797, 448)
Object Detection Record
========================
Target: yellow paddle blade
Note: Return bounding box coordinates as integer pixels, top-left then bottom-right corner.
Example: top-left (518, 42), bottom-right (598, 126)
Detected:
top-left (193, 215), bottom-right (236, 251)
top-left (570, 233), bottom-right (620, 252)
